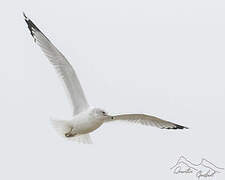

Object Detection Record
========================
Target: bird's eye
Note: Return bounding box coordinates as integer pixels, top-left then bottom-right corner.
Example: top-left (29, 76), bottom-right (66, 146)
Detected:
top-left (102, 111), bottom-right (106, 115)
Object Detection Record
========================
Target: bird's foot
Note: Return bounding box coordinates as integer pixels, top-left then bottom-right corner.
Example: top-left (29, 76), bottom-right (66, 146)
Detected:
top-left (65, 128), bottom-right (75, 137)
top-left (65, 132), bottom-right (72, 137)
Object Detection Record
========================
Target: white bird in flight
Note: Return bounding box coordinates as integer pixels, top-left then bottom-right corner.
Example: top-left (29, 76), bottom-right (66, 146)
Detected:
top-left (24, 13), bottom-right (188, 144)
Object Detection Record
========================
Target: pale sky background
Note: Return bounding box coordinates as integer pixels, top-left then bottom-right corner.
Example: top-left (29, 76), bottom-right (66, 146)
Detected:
top-left (0, 0), bottom-right (225, 180)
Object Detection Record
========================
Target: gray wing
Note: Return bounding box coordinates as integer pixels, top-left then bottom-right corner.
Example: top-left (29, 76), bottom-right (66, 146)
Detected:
top-left (107, 114), bottom-right (188, 129)
top-left (24, 13), bottom-right (89, 115)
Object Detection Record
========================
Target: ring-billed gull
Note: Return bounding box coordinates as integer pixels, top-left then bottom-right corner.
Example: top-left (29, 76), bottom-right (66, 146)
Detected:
top-left (23, 13), bottom-right (188, 144)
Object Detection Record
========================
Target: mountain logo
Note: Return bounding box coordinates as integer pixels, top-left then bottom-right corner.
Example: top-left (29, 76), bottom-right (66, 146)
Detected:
top-left (171, 156), bottom-right (224, 179)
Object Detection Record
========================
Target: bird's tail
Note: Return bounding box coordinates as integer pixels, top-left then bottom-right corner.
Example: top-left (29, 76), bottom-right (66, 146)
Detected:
top-left (50, 118), bottom-right (93, 144)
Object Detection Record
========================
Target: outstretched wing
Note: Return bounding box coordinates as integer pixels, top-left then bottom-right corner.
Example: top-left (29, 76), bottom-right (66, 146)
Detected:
top-left (23, 13), bottom-right (89, 115)
top-left (108, 114), bottom-right (188, 129)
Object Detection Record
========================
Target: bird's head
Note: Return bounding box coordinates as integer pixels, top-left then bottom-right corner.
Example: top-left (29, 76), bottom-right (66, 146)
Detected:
top-left (90, 108), bottom-right (113, 120)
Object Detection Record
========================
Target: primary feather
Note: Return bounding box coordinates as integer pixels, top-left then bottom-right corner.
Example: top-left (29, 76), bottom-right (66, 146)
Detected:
top-left (23, 13), bottom-right (89, 115)
top-left (107, 114), bottom-right (188, 129)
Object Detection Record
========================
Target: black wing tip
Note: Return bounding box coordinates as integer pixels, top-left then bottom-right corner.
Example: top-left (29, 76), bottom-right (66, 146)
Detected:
top-left (162, 124), bottom-right (189, 130)
top-left (23, 12), bottom-right (40, 39)
top-left (23, 12), bottom-right (28, 20)
top-left (23, 12), bottom-right (31, 25)
top-left (174, 124), bottom-right (189, 130)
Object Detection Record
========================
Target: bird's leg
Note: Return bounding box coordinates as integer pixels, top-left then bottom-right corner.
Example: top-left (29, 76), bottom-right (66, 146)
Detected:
top-left (65, 127), bottom-right (74, 137)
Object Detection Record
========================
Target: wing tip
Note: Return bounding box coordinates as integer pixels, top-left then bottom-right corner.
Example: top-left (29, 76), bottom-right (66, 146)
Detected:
top-left (23, 12), bottom-right (29, 21)
top-left (162, 124), bottom-right (189, 130)
top-left (23, 12), bottom-right (40, 40)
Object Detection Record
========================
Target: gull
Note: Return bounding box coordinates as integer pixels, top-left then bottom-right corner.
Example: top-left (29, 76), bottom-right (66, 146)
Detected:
top-left (23, 13), bottom-right (188, 144)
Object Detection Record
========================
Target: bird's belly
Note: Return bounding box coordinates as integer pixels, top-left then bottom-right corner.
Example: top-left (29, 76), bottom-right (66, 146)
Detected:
top-left (75, 119), bottom-right (103, 134)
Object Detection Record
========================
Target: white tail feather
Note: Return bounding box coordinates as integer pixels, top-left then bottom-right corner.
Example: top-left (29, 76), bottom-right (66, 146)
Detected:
top-left (72, 134), bottom-right (93, 144)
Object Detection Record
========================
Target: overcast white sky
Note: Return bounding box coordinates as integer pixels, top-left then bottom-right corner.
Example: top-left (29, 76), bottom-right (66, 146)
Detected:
top-left (0, 0), bottom-right (225, 179)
